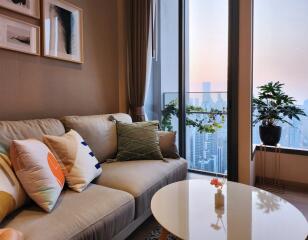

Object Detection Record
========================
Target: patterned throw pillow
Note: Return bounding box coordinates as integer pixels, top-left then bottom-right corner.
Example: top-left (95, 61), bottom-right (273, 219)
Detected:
top-left (116, 121), bottom-right (164, 161)
top-left (10, 139), bottom-right (65, 212)
top-left (158, 131), bottom-right (180, 159)
top-left (0, 154), bottom-right (27, 222)
top-left (43, 130), bottom-right (102, 192)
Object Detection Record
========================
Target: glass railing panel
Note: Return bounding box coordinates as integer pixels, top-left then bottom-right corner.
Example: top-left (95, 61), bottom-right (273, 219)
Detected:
top-left (162, 92), bottom-right (228, 175)
top-left (253, 108), bottom-right (308, 149)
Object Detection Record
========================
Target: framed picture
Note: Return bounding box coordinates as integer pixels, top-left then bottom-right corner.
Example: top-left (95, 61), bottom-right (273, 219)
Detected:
top-left (43, 0), bottom-right (83, 63)
top-left (0, 14), bottom-right (40, 55)
top-left (0, 0), bottom-right (40, 19)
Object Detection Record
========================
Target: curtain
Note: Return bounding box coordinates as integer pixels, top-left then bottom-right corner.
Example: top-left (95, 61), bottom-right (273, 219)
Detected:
top-left (128, 0), bottom-right (152, 122)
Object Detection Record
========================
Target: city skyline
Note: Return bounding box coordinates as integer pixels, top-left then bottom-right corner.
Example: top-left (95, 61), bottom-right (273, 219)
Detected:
top-left (158, 0), bottom-right (308, 174)
top-left (162, 81), bottom-right (308, 174)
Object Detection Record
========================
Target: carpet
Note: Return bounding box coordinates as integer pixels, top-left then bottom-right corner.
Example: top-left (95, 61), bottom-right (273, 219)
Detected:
top-left (145, 225), bottom-right (177, 240)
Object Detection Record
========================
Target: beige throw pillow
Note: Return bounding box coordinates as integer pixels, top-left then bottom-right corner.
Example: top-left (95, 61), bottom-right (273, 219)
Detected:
top-left (43, 130), bottom-right (102, 192)
top-left (10, 139), bottom-right (65, 212)
top-left (158, 131), bottom-right (180, 159)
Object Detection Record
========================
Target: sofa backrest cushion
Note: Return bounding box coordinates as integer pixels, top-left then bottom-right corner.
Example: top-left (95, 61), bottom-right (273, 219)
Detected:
top-left (0, 119), bottom-right (65, 154)
top-left (61, 113), bottom-right (132, 161)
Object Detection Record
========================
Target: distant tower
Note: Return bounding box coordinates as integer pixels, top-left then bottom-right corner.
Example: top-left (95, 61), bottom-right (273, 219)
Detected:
top-left (217, 146), bottom-right (223, 173)
top-left (301, 100), bottom-right (308, 148)
top-left (216, 93), bottom-right (226, 110)
top-left (202, 81), bottom-right (213, 109)
top-left (202, 82), bottom-right (211, 92)
top-left (304, 100), bottom-right (308, 112)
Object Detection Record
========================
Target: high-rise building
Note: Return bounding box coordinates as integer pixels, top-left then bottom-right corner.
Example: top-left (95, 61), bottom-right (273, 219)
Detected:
top-left (162, 80), bottom-right (229, 174)
top-left (184, 81), bottom-right (228, 174)
top-left (253, 100), bottom-right (308, 149)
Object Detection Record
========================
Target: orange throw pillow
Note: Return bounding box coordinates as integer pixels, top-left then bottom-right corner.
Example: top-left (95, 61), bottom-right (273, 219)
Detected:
top-left (10, 139), bottom-right (64, 212)
top-left (0, 228), bottom-right (23, 240)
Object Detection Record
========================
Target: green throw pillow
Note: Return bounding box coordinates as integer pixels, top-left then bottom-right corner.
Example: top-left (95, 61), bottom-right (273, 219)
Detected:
top-left (116, 121), bottom-right (164, 161)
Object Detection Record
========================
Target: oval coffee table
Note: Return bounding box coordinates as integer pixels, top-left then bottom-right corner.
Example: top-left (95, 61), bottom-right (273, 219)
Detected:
top-left (151, 180), bottom-right (308, 240)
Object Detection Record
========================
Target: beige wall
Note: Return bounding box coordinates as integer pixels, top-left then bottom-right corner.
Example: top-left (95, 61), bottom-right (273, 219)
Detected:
top-left (116, 0), bottom-right (129, 113)
top-left (0, 0), bottom-right (125, 121)
top-left (238, 0), bottom-right (254, 185)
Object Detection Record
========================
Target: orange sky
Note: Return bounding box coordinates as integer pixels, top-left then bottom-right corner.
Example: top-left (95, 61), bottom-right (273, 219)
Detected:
top-left (188, 0), bottom-right (228, 92)
top-left (189, 0), bottom-right (308, 105)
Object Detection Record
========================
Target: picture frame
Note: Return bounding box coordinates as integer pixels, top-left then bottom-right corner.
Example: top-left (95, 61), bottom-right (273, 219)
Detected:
top-left (0, 0), bottom-right (40, 19)
top-left (42, 0), bottom-right (84, 63)
top-left (0, 13), bottom-right (40, 55)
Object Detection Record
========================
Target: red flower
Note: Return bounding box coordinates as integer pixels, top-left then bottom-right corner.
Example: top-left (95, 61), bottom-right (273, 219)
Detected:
top-left (210, 178), bottom-right (223, 188)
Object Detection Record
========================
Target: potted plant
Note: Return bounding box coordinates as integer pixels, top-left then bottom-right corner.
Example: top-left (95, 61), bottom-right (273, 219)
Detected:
top-left (253, 81), bottom-right (306, 146)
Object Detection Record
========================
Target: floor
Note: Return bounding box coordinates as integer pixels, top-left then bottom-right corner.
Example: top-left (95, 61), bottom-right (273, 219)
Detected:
top-left (127, 173), bottom-right (308, 239)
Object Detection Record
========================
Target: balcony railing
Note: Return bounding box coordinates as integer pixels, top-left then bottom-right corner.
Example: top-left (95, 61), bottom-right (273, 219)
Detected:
top-left (161, 92), bottom-right (308, 176)
top-left (162, 92), bottom-right (228, 175)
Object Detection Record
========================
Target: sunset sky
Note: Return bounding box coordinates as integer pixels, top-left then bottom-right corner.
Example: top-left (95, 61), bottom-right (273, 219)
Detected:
top-left (189, 0), bottom-right (308, 104)
top-left (188, 0), bottom-right (228, 93)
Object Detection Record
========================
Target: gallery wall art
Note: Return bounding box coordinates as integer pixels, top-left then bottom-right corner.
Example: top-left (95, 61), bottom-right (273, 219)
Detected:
top-left (0, 14), bottom-right (40, 55)
top-left (0, 0), bottom-right (40, 19)
top-left (43, 0), bottom-right (83, 63)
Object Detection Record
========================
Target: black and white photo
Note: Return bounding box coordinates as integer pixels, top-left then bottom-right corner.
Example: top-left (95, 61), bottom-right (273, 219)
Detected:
top-left (7, 25), bottom-right (31, 46)
top-left (0, 0), bottom-right (40, 18)
top-left (43, 0), bottom-right (83, 63)
top-left (0, 14), bottom-right (40, 55)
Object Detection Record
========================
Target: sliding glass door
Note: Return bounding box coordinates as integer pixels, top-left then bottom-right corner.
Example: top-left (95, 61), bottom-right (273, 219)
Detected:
top-left (184, 0), bottom-right (229, 175)
top-left (147, 0), bottom-right (238, 179)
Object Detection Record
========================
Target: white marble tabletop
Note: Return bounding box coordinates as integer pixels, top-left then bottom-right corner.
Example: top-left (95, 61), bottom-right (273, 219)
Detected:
top-left (151, 179), bottom-right (308, 240)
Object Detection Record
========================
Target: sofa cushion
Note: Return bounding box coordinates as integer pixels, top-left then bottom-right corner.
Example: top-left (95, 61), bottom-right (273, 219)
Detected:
top-left (10, 139), bottom-right (65, 212)
top-left (0, 154), bottom-right (27, 223)
top-left (0, 228), bottom-right (23, 240)
top-left (0, 119), bottom-right (65, 154)
top-left (2, 184), bottom-right (135, 240)
top-left (116, 121), bottom-right (163, 161)
top-left (158, 131), bottom-right (180, 159)
top-left (95, 158), bottom-right (187, 218)
top-left (61, 114), bottom-right (132, 161)
top-left (44, 130), bottom-right (102, 192)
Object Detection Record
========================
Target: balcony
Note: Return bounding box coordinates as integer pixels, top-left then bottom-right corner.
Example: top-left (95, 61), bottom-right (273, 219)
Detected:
top-left (162, 92), bottom-right (228, 175)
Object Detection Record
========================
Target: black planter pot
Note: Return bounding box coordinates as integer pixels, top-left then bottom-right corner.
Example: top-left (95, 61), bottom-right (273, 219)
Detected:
top-left (259, 125), bottom-right (282, 146)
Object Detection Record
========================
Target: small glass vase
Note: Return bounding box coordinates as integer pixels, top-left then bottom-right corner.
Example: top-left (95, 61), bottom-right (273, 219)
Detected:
top-left (215, 188), bottom-right (224, 209)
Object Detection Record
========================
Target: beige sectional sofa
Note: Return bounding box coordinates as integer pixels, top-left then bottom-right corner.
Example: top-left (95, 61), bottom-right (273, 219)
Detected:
top-left (0, 113), bottom-right (188, 240)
